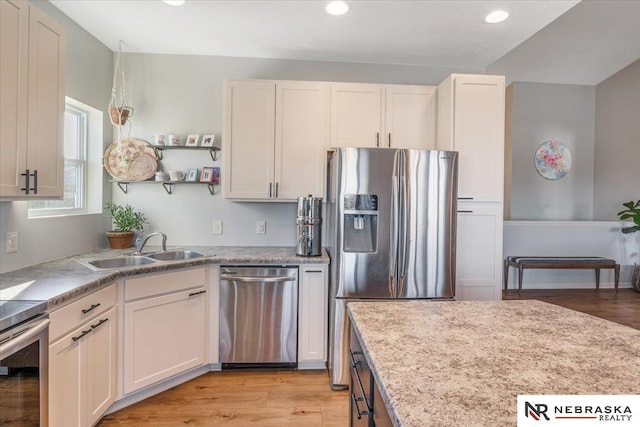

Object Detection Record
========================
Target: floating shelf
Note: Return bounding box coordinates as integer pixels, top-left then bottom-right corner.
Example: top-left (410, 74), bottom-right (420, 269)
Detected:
top-left (111, 180), bottom-right (218, 195)
top-left (151, 146), bottom-right (220, 161)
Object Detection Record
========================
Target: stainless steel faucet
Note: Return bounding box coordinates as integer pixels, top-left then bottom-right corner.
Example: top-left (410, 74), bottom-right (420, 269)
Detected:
top-left (134, 232), bottom-right (167, 254)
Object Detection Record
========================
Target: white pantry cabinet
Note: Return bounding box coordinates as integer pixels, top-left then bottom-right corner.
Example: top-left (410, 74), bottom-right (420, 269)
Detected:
top-left (297, 264), bottom-right (328, 369)
top-left (455, 202), bottom-right (504, 301)
top-left (436, 74), bottom-right (505, 202)
top-left (436, 73), bottom-right (506, 301)
top-left (330, 83), bottom-right (436, 149)
top-left (0, 0), bottom-right (65, 199)
top-left (122, 268), bottom-right (207, 394)
top-left (223, 79), bottom-right (329, 200)
top-left (49, 286), bottom-right (117, 427)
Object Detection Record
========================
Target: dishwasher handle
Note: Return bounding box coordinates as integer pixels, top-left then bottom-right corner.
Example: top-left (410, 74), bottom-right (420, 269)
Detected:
top-left (221, 274), bottom-right (296, 283)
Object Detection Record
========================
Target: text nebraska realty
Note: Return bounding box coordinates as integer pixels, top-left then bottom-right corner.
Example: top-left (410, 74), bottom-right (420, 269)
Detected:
top-left (527, 403), bottom-right (633, 422)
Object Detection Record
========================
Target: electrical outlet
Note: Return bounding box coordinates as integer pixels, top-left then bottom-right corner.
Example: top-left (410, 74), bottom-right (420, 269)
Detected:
top-left (213, 220), bottom-right (223, 235)
top-left (256, 220), bottom-right (266, 235)
top-left (6, 231), bottom-right (19, 253)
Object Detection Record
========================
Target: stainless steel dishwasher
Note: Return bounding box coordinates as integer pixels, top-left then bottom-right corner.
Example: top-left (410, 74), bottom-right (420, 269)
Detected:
top-left (219, 266), bottom-right (298, 368)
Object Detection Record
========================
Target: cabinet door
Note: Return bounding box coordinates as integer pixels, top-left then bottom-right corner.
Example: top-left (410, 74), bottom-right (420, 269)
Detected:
top-left (84, 307), bottom-right (117, 427)
top-left (123, 288), bottom-right (206, 394)
top-left (384, 85), bottom-right (436, 149)
top-left (224, 80), bottom-right (275, 199)
top-left (49, 325), bottom-right (84, 427)
top-left (297, 265), bottom-right (328, 368)
top-left (455, 202), bottom-right (503, 301)
top-left (26, 5), bottom-right (66, 198)
top-left (274, 81), bottom-right (329, 199)
top-left (452, 75), bottom-right (505, 201)
top-left (331, 83), bottom-right (383, 148)
top-left (0, 0), bottom-right (29, 197)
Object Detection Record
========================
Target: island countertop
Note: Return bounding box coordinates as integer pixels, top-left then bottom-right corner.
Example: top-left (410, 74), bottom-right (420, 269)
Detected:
top-left (348, 300), bottom-right (640, 427)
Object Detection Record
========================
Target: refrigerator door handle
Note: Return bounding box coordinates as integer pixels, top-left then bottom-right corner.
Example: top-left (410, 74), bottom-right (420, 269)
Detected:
top-left (390, 172), bottom-right (400, 295)
top-left (398, 173), bottom-right (408, 281)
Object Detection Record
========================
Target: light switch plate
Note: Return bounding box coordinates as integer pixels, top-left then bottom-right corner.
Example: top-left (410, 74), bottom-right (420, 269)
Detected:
top-left (256, 221), bottom-right (266, 234)
top-left (6, 231), bottom-right (19, 253)
top-left (213, 220), bottom-right (223, 235)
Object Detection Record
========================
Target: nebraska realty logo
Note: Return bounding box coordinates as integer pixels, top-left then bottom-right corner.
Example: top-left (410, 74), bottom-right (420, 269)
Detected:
top-left (517, 395), bottom-right (639, 426)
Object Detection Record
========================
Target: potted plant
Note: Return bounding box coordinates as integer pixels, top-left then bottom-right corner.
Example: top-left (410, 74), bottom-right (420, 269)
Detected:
top-left (105, 203), bottom-right (147, 249)
top-left (617, 199), bottom-right (640, 291)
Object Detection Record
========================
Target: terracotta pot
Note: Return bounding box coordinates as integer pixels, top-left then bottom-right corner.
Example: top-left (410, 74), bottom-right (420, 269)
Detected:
top-left (109, 106), bottom-right (133, 126)
top-left (106, 231), bottom-right (134, 249)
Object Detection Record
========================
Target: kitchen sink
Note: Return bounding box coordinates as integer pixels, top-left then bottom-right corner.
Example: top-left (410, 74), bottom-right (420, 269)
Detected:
top-left (146, 250), bottom-right (206, 261)
top-left (86, 256), bottom-right (156, 270)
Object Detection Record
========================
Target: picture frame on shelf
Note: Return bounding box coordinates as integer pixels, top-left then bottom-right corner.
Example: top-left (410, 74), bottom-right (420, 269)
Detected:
top-left (200, 134), bottom-right (215, 148)
top-left (200, 167), bottom-right (214, 183)
top-left (211, 166), bottom-right (220, 184)
top-left (185, 134), bottom-right (200, 147)
top-left (186, 168), bottom-right (199, 182)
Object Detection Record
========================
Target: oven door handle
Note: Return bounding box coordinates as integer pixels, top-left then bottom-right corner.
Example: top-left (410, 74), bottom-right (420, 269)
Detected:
top-left (0, 318), bottom-right (50, 358)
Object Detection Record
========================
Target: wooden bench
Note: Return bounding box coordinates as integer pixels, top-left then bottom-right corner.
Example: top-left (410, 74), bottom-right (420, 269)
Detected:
top-left (504, 256), bottom-right (620, 293)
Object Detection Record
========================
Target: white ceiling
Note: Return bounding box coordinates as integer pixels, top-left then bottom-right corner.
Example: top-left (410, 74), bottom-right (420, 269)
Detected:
top-left (49, 0), bottom-right (639, 85)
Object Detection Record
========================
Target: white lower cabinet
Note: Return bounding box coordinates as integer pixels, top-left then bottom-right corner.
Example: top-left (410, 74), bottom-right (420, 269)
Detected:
top-left (49, 306), bottom-right (117, 427)
top-left (455, 202), bottom-right (503, 301)
top-left (297, 264), bottom-right (328, 368)
top-left (122, 268), bottom-right (207, 395)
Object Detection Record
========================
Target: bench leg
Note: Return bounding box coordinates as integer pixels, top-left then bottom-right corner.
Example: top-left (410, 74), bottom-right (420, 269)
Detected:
top-left (504, 259), bottom-right (509, 290)
top-left (595, 268), bottom-right (600, 289)
top-left (614, 264), bottom-right (620, 292)
top-left (518, 266), bottom-right (524, 295)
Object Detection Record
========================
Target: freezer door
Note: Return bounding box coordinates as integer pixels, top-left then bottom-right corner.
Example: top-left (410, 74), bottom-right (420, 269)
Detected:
top-left (397, 150), bottom-right (458, 298)
top-left (330, 148), bottom-right (398, 299)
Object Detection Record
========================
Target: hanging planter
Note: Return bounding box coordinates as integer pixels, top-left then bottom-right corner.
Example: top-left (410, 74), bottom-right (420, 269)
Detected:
top-left (109, 105), bottom-right (134, 126)
top-left (109, 41), bottom-right (134, 136)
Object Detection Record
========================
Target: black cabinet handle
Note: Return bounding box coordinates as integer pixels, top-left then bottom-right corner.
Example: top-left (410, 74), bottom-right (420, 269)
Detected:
top-left (375, 132), bottom-right (380, 147)
top-left (31, 169), bottom-right (38, 194)
top-left (81, 303), bottom-right (101, 314)
top-left (305, 270), bottom-right (322, 273)
top-left (21, 169), bottom-right (30, 194)
top-left (72, 329), bottom-right (92, 342)
top-left (388, 132), bottom-right (391, 148)
top-left (269, 182), bottom-right (272, 198)
top-left (90, 318), bottom-right (109, 330)
top-left (275, 182), bottom-right (279, 198)
top-left (189, 290), bottom-right (206, 297)
top-left (457, 210), bottom-right (474, 213)
top-left (351, 393), bottom-right (371, 419)
top-left (458, 197), bottom-right (474, 200)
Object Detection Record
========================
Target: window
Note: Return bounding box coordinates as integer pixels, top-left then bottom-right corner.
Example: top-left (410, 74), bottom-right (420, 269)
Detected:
top-left (28, 98), bottom-right (102, 217)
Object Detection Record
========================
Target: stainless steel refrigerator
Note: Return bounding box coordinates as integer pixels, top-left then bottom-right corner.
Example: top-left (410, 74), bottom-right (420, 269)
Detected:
top-left (326, 147), bottom-right (458, 389)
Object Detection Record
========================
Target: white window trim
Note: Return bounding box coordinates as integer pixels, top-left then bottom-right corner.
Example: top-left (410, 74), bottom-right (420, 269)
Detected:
top-left (28, 97), bottom-right (103, 218)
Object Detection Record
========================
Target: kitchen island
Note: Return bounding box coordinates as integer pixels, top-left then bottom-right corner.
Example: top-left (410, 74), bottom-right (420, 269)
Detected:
top-left (348, 300), bottom-right (640, 427)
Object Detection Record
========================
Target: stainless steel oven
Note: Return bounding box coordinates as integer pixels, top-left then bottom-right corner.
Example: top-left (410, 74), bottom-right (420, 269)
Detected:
top-left (0, 301), bottom-right (49, 426)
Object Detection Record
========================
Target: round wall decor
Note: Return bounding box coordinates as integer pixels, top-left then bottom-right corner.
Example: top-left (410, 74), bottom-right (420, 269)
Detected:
top-left (534, 140), bottom-right (572, 180)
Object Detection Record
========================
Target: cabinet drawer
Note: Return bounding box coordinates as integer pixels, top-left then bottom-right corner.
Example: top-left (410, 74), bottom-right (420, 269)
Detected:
top-left (124, 267), bottom-right (206, 301)
top-left (49, 285), bottom-right (116, 342)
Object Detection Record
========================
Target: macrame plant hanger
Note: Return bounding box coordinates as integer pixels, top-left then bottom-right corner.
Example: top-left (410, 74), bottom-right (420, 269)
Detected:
top-left (109, 41), bottom-right (134, 152)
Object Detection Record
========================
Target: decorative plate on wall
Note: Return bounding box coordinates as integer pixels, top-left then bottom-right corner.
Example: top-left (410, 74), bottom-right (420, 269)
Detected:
top-left (534, 140), bottom-right (572, 180)
top-left (103, 138), bottom-right (158, 181)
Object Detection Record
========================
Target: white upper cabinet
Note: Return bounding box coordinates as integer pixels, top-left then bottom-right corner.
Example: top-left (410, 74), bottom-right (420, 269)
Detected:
top-left (0, 0), bottom-right (65, 199)
top-left (436, 74), bottom-right (505, 202)
top-left (224, 79), bottom-right (329, 200)
top-left (331, 83), bottom-right (437, 149)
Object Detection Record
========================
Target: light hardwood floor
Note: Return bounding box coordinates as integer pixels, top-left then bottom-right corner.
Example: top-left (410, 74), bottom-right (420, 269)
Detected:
top-left (99, 289), bottom-right (639, 426)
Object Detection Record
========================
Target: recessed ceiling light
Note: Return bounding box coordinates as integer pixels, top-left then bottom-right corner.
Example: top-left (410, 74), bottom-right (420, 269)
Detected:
top-left (162, 0), bottom-right (185, 6)
top-left (485, 10), bottom-right (510, 24)
top-left (326, 1), bottom-right (350, 16)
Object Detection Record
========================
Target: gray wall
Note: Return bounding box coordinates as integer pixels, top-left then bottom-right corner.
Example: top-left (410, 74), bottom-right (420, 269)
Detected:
top-left (0, 1), bottom-right (113, 273)
top-left (113, 53), bottom-right (479, 247)
top-left (507, 82), bottom-right (595, 220)
top-left (594, 59), bottom-right (640, 220)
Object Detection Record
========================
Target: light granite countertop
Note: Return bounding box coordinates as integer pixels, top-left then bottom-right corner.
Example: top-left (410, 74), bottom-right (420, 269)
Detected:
top-left (0, 246), bottom-right (328, 310)
top-left (348, 300), bottom-right (640, 427)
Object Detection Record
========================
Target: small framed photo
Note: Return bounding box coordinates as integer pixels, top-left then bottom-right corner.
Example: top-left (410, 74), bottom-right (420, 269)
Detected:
top-left (185, 134), bottom-right (200, 147)
top-left (211, 166), bottom-right (220, 184)
top-left (186, 168), bottom-right (199, 182)
top-left (200, 134), bottom-right (215, 148)
top-left (200, 167), bottom-right (214, 183)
